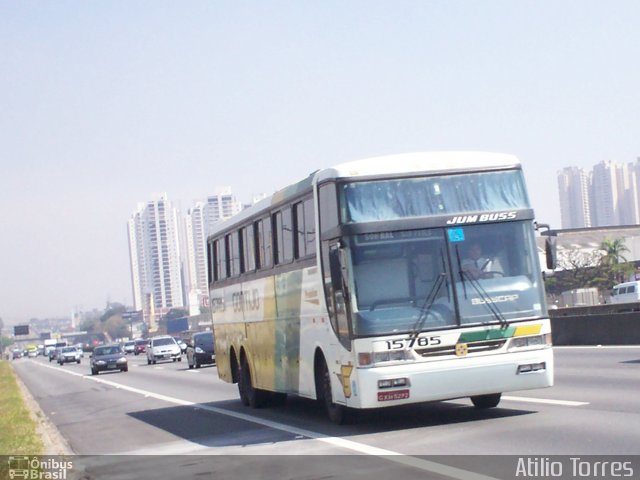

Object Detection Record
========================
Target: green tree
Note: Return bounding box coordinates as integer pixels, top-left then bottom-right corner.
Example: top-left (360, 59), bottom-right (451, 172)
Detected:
top-left (101, 303), bottom-right (127, 323)
top-left (105, 316), bottom-right (129, 340)
top-left (79, 318), bottom-right (101, 333)
top-left (600, 238), bottom-right (629, 266)
top-left (599, 238), bottom-right (634, 284)
top-left (165, 308), bottom-right (189, 320)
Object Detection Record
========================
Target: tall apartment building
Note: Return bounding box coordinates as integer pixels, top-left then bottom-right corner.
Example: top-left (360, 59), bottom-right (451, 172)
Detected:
top-left (205, 187), bottom-right (243, 233)
top-left (558, 159), bottom-right (640, 229)
top-left (185, 202), bottom-right (208, 315)
top-left (557, 167), bottom-right (592, 229)
top-left (128, 194), bottom-right (185, 329)
top-left (184, 188), bottom-right (244, 315)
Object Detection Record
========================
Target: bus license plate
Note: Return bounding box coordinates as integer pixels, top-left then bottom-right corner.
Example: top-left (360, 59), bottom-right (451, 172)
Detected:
top-left (378, 389), bottom-right (410, 401)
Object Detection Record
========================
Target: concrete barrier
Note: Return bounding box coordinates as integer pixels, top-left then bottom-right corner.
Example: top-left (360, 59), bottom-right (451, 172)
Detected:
top-left (550, 309), bottom-right (640, 345)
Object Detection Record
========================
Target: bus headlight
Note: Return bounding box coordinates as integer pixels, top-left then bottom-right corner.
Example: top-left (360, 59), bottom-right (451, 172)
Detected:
top-left (358, 350), bottom-right (411, 366)
top-left (508, 333), bottom-right (552, 351)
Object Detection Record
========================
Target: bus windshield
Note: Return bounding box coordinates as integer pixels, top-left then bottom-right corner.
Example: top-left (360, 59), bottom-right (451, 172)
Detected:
top-left (341, 170), bottom-right (529, 223)
top-left (349, 221), bottom-right (546, 336)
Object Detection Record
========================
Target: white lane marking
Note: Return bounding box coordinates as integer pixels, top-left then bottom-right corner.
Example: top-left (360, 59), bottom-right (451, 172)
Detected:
top-left (186, 370), bottom-right (200, 374)
top-left (153, 366), bottom-right (164, 370)
top-left (502, 396), bottom-right (589, 407)
top-left (554, 345), bottom-right (640, 349)
top-left (32, 362), bottom-right (501, 480)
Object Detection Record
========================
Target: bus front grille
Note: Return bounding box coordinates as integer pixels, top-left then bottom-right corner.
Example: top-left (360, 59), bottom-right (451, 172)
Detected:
top-left (415, 339), bottom-right (507, 358)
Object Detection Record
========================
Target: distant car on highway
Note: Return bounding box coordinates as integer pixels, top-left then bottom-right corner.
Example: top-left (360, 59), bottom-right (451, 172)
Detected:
top-left (90, 344), bottom-right (128, 375)
top-left (58, 346), bottom-right (82, 365)
top-left (123, 340), bottom-right (136, 355)
top-left (133, 339), bottom-right (148, 355)
top-left (48, 348), bottom-right (60, 362)
top-left (147, 335), bottom-right (182, 364)
top-left (186, 331), bottom-right (215, 369)
top-left (12, 349), bottom-right (22, 360)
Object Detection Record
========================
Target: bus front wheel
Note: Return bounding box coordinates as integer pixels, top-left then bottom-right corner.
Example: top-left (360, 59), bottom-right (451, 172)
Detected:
top-left (318, 359), bottom-right (348, 424)
top-left (471, 393), bottom-right (502, 409)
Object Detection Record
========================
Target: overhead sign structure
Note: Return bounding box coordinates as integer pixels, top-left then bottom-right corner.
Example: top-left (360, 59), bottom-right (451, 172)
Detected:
top-left (122, 311), bottom-right (142, 321)
top-left (14, 325), bottom-right (29, 336)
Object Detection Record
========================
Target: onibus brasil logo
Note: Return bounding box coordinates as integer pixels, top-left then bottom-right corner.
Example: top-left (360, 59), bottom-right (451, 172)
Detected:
top-left (8, 456), bottom-right (73, 480)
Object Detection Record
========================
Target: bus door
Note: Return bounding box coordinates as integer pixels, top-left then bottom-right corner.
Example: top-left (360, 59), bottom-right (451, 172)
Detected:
top-left (328, 241), bottom-right (352, 349)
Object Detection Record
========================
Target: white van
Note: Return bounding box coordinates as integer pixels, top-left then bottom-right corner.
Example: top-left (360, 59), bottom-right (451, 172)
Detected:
top-left (610, 281), bottom-right (640, 304)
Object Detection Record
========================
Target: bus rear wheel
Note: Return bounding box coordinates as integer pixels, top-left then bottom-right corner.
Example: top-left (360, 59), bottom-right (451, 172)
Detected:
top-left (471, 393), bottom-right (502, 409)
top-left (240, 356), bottom-right (267, 408)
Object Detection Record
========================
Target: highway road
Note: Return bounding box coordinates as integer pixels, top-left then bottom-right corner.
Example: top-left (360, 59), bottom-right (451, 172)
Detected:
top-left (10, 346), bottom-right (640, 479)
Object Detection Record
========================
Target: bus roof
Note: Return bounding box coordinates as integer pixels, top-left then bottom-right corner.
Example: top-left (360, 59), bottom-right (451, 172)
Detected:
top-left (209, 151), bottom-right (520, 238)
top-left (315, 151), bottom-right (520, 183)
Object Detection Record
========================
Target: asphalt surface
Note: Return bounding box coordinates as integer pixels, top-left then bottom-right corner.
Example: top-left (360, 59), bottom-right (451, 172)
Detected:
top-left (10, 346), bottom-right (640, 479)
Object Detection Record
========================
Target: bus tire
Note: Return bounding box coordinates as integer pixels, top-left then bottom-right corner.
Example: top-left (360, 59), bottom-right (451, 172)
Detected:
top-left (235, 355), bottom-right (249, 406)
top-left (240, 356), bottom-right (267, 408)
top-left (471, 393), bottom-right (501, 409)
top-left (317, 359), bottom-right (347, 424)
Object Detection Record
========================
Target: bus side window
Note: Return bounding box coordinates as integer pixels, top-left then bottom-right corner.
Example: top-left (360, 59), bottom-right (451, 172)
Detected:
top-left (319, 183), bottom-right (339, 235)
top-left (294, 201), bottom-right (305, 259)
top-left (228, 232), bottom-right (243, 277)
top-left (274, 208), bottom-right (294, 264)
top-left (242, 225), bottom-right (256, 272)
top-left (216, 238), bottom-right (228, 280)
top-left (273, 211), bottom-right (283, 265)
top-left (207, 240), bottom-right (215, 285)
top-left (304, 198), bottom-right (315, 256)
top-left (256, 217), bottom-right (273, 269)
top-left (282, 207), bottom-right (293, 262)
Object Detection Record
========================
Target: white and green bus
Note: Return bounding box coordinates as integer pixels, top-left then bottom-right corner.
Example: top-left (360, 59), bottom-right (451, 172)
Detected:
top-left (207, 152), bottom-right (554, 423)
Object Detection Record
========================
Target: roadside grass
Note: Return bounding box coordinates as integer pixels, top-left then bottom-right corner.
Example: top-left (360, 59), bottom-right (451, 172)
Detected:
top-left (0, 360), bottom-right (43, 455)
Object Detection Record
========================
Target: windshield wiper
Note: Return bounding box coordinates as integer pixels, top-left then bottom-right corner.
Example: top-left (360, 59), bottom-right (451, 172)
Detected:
top-left (409, 272), bottom-right (446, 340)
top-left (455, 244), bottom-right (507, 328)
top-left (459, 269), bottom-right (508, 328)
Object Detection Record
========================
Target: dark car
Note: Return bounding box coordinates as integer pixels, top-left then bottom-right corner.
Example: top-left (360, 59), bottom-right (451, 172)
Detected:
top-left (90, 344), bottom-right (128, 375)
top-left (186, 331), bottom-right (215, 369)
top-left (133, 338), bottom-right (148, 355)
top-left (12, 349), bottom-right (22, 359)
top-left (48, 347), bottom-right (60, 362)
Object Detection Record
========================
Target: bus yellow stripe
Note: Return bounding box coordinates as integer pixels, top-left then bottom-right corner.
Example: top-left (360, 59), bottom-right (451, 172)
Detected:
top-left (514, 324), bottom-right (542, 337)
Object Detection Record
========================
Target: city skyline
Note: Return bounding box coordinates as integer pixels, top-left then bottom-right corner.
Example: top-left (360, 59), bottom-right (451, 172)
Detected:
top-left (558, 159), bottom-right (640, 229)
top-left (3, 2), bottom-right (640, 324)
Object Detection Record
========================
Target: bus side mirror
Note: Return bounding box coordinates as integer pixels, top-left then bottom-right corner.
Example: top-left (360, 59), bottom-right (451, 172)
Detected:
top-left (535, 222), bottom-right (557, 270)
top-left (545, 236), bottom-right (557, 270)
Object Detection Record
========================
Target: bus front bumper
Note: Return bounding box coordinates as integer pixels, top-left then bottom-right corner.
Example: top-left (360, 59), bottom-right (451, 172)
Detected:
top-left (349, 347), bottom-right (554, 409)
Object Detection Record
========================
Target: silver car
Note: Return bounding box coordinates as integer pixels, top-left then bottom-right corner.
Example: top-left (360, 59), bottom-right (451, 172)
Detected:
top-left (58, 346), bottom-right (82, 365)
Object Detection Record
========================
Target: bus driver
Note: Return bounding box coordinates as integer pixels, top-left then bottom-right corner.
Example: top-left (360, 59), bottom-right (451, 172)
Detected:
top-left (461, 242), bottom-right (500, 279)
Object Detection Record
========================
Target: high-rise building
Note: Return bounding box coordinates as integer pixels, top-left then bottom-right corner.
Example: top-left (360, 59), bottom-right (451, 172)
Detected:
top-left (557, 167), bottom-right (592, 229)
top-left (558, 159), bottom-right (640, 229)
top-left (184, 188), bottom-right (244, 316)
top-left (204, 187), bottom-right (243, 234)
top-left (590, 161), bottom-right (619, 227)
top-left (185, 201), bottom-right (208, 315)
top-left (128, 194), bottom-right (185, 329)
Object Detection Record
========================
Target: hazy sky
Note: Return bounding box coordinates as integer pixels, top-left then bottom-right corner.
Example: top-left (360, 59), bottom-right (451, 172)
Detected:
top-left (2, 1), bottom-right (639, 324)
